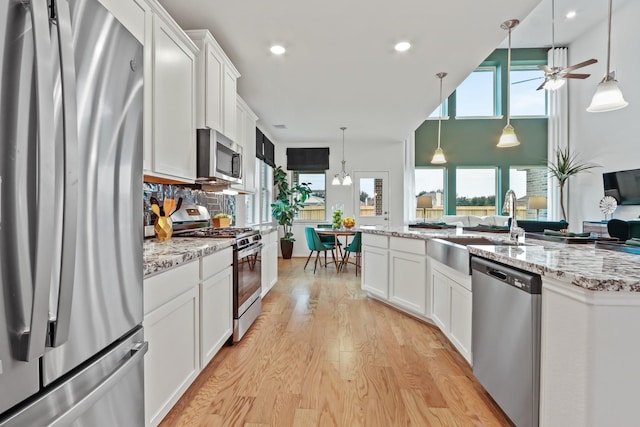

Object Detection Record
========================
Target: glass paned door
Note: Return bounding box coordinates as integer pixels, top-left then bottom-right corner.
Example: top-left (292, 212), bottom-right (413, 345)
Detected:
top-left (355, 172), bottom-right (389, 226)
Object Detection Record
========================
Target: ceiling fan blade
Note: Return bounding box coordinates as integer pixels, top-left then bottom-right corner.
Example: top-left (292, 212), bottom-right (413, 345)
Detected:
top-left (564, 73), bottom-right (590, 79)
top-left (538, 65), bottom-right (553, 73)
top-left (536, 81), bottom-right (547, 91)
top-left (563, 58), bottom-right (598, 73)
top-left (512, 76), bottom-right (544, 85)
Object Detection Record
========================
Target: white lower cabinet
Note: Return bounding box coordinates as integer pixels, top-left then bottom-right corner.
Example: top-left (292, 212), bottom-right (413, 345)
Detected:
top-left (362, 241), bottom-right (389, 299)
top-left (261, 231), bottom-right (278, 297)
top-left (200, 249), bottom-right (233, 369)
top-left (429, 258), bottom-right (472, 363)
top-left (143, 262), bottom-right (200, 427)
top-left (389, 237), bottom-right (427, 315)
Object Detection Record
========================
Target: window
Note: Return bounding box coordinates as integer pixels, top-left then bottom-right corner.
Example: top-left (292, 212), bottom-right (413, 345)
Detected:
top-left (259, 160), bottom-right (273, 223)
top-left (415, 168), bottom-right (445, 219)
top-left (244, 193), bottom-right (255, 225)
top-left (509, 166), bottom-right (548, 219)
top-left (455, 67), bottom-right (496, 117)
top-left (293, 171), bottom-right (325, 220)
top-left (455, 168), bottom-right (497, 215)
top-left (428, 100), bottom-right (449, 119)
top-left (510, 68), bottom-right (547, 116)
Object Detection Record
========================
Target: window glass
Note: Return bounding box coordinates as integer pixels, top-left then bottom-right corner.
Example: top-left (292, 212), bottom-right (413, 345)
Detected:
top-left (359, 178), bottom-right (383, 216)
top-left (293, 171), bottom-right (325, 220)
top-left (455, 68), bottom-right (496, 117)
top-left (244, 193), bottom-right (255, 225)
top-left (509, 167), bottom-right (548, 219)
top-left (415, 168), bottom-right (445, 219)
top-left (455, 168), bottom-right (497, 215)
top-left (260, 161), bottom-right (273, 223)
top-left (510, 68), bottom-right (547, 116)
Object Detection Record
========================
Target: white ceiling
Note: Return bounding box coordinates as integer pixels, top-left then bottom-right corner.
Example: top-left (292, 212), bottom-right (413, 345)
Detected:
top-left (156, 0), bottom-right (625, 146)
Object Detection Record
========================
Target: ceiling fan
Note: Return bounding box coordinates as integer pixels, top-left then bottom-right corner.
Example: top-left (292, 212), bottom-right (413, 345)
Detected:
top-left (515, 0), bottom-right (598, 90)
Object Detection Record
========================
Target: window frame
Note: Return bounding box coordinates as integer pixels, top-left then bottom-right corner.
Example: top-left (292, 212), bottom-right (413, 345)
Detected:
top-left (454, 66), bottom-right (498, 119)
top-left (291, 170), bottom-right (327, 222)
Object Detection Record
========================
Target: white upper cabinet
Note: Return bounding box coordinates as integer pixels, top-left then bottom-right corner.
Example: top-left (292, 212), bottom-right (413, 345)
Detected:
top-left (232, 96), bottom-right (258, 192)
top-left (187, 30), bottom-right (240, 141)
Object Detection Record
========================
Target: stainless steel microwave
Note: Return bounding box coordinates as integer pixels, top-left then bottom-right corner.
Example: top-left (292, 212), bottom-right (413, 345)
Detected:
top-left (197, 129), bottom-right (242, 184)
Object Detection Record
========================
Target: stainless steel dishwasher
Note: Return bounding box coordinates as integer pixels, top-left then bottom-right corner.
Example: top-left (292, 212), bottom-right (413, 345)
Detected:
top-left (471, 256), bottom-right (542, 427)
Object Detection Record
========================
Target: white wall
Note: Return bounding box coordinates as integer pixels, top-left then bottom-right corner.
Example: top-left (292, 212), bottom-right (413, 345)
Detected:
top-left (567, 0), bottom-right (640, 229)
top-left (274, 138), bottom-right (404, 257)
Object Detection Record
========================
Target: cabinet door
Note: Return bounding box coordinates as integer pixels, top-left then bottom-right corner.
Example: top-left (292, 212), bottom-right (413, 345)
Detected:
top-left (389, 250), bottom-right (427, 315)
top-left (152, 16), bottom-right (195, 180)
top-left (261, 235), bottom-right (278, 297)
top-left (222, 67), bottom-right (237, 139)
top-left (431, 269), bottom-right (451, 332)
top-left (450, 283), bottom-right (472, 363)
top-left (144, 285), bottom-right (199, 427)
top-left (200, 266), bottom-right (233, 368)
top-left (362, 245), bottom-right (389, 299)
top-left (205, 48), bottom-right (223, 131)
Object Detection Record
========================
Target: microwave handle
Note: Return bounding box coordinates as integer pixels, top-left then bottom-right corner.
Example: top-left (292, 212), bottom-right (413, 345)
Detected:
top-left (232, 152), bottom-right (242, 178)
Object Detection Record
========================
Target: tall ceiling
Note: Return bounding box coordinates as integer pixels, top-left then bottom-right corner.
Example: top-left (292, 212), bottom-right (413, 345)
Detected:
top-left (157, 0), bottom-right (624, 146)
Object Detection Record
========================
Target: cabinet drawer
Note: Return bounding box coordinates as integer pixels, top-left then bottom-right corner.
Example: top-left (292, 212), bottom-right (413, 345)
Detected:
top-left (144, 261), bottom-right (199, 315)
top-left (362, 233), bottom-right (388, 249)
top-left (201, 247), bottom-right (233, 281)
top-left (390, 236), bottom-right (426, 255)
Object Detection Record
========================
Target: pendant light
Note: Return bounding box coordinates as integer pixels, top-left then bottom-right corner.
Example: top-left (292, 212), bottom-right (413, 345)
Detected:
top-left (587, 0), bottom-right (628, 112)
top-left (431, 72), bottom-right (447, 164)
top-left (497, 19), bottom-right (521, 148)
top-left (332, 127), bottom-right (352, 186)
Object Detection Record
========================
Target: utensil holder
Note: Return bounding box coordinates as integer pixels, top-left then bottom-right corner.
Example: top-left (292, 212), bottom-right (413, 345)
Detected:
top-left (154, 216), bottom-right (173, 241)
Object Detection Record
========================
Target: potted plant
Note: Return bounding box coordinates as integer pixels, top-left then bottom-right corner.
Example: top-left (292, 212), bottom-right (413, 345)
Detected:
top-left (213, 213), bottom-right (231, 228)
top-left (548, 148), bottom-right (598, 221)
top-left (271, 166), bottom-right (312, 259)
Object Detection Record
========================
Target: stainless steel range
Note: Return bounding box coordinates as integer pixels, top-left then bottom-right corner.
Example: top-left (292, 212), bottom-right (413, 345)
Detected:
top-left (178, 225), bottom-right (263, 342)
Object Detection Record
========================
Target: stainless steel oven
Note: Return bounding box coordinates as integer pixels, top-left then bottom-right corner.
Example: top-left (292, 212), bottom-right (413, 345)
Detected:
top-left (234, 239), bottom-right (262, 342)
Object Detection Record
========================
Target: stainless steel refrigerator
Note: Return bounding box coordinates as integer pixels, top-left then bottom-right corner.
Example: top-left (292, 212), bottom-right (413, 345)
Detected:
top-left (0, 0), bottom-right (146, 425)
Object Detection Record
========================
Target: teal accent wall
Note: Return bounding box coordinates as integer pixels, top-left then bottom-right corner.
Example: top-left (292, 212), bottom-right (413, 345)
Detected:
top-left (415, 48), bottom-right (549, 214)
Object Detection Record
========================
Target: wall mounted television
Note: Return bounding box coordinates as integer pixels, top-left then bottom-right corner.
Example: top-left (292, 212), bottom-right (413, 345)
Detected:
top-left (602, 168), bottom-right (640, 205)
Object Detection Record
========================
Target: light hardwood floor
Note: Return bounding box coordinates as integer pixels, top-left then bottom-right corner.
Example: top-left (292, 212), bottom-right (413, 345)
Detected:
top-left (159, 257), bottom-right (513, 427)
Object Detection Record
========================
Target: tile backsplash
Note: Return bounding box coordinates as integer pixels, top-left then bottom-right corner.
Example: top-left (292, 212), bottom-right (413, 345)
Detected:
top-left (143, 183), bottom-right (235, 226)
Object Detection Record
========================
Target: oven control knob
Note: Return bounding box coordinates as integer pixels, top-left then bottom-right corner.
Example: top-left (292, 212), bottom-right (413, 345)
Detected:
top-left (239, 238), bottom-right (248, 246)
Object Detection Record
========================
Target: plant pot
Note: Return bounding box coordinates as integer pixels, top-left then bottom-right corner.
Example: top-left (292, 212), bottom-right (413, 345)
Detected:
top-left (280, 239), bottom-right (294, 259)
top-left (213, 217), bottom-right (231, 228)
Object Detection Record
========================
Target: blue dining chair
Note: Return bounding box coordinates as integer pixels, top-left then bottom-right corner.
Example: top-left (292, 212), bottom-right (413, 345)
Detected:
top-left (316, 223), bottom-right (341, 248)
top-left (304, 227), bottom-right (336, 273)
top-left (339, 231), bottom-right (362, 276)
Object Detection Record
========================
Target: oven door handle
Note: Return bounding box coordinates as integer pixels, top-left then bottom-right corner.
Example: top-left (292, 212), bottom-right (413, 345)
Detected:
top-left (237, 243), bottom-right (263, 259)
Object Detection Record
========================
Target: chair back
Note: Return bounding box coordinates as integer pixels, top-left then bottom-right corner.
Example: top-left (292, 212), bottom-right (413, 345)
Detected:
top-left (317, 223), bottom-right (332, 228)
top-left (305, 227), bottom-right (328, 251)
top-left (608, 219), bottom-right (630, 241)
top-left (346, 232), bottom-right (362, 252)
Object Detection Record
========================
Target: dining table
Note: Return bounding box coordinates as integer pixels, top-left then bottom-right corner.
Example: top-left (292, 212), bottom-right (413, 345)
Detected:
top-left (315, 228), bottom-right (356, 270)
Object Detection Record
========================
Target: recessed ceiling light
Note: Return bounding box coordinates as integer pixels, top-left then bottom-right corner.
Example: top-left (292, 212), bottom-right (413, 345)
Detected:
top-left (270, 45), bottom-right (285, 55)
top-left (394, 41), bottom-right (411, 52)
top-left (566, 10), bottom-right (576, 19)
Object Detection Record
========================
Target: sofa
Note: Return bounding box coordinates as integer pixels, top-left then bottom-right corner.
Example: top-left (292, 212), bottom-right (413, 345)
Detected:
top-left (440, 215), bottom-right (511, 228)
top-left (510, 219), bottom-right (568, 232)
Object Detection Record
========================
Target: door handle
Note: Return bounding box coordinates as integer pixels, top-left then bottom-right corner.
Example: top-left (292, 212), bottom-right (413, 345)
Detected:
top-left (20, 0), bottom-right (57, 362)
top-left (48, 0), bottom-right (80, 348)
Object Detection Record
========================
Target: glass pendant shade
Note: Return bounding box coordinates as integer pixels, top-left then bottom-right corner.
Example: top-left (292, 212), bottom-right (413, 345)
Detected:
top-left (497, 124), bottom-right (520, 147)
top-left (342, 174), bottom-right (352, 186)
top-left (332, 174), bottom-right (341, 185)
top-left (431, 147), bottom-right (446, 164)
top-left (587, 78), bottom-right (629, 112)
top-left (542, 76), bottom-right (566, 91)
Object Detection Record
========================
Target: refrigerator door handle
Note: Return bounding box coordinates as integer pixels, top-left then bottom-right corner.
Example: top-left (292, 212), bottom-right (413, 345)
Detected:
top-left (49, 0), bottom-right (80, 348)
top-left (19, 0), bottom-right (57, 362)
top-left (47, 341), bottom-right (148, 427)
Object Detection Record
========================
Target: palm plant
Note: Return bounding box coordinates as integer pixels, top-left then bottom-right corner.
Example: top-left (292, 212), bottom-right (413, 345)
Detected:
top-left (548, 148), bottom-right (598, 221)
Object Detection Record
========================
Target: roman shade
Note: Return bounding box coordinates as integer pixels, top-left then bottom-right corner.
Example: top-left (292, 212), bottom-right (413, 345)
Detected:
top-left (286, 147), bottom-right (330, 171)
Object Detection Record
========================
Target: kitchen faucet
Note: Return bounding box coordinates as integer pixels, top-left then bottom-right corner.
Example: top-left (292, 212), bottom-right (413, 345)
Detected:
top-left (503, 189), bottom-right (524, 243)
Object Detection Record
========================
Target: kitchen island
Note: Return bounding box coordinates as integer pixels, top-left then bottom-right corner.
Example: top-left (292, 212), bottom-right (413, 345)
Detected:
top-left (359, 226), bottom-right (640, 427)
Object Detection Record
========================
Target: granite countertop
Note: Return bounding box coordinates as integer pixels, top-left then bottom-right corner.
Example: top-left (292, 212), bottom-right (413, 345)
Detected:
top-left (360, 226), bottom-right (640, 292)
top-left (144, 237), bottom-right (235, 277)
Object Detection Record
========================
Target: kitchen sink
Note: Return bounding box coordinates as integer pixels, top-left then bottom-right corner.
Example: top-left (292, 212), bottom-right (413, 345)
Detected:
top-left (427, 236), bottom-right (529, 275)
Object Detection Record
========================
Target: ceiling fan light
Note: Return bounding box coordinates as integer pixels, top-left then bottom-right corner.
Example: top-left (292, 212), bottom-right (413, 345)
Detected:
top-left (497, 124), bottom-right (520, 148)
top-left (332, 174), bottom-right (341, 186)
top-left (342, 174), bottom-right (352, 186)
top-left (542, 77), bottom-right (566, 91)
top-left (587, 78), bottom-right (629, 112)
top-left (431, 147), bottom-right (447, 164)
